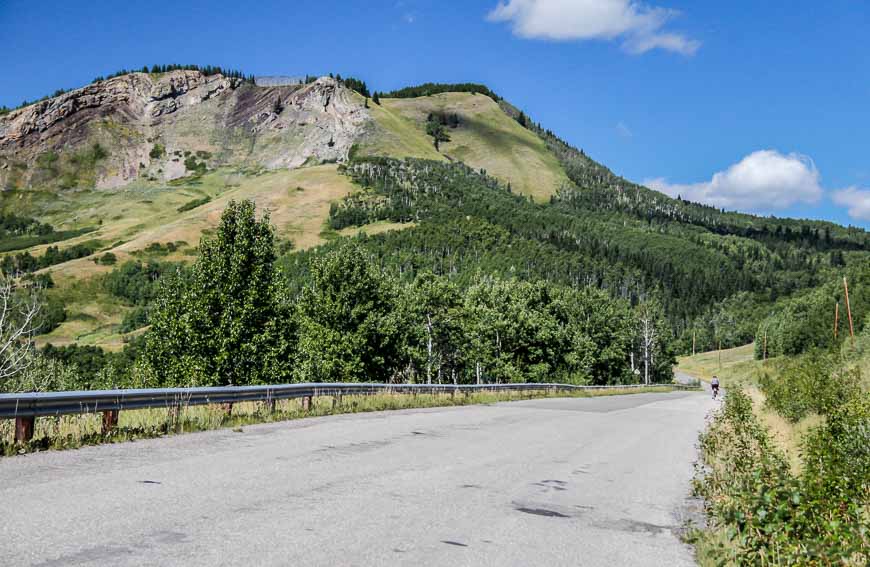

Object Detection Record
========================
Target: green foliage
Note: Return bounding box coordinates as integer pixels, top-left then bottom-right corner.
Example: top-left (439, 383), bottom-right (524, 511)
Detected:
top-left (331, 157), bottom-right (844, 342)
top-left (104, 260), bottom-right (176, 306)
top-left (94, 252), bottom-right (117, 266)
top-left (149, 143), bottom-right (165, 159)
top-left (295, 241), bottom-right (399, 382)
top-left (40, 344), bottom-right (109, 384)
top-left (425, 119), bottom-right (449, 150)
top-left (384, 82), bottom-right (500, 102)
top-left (756, 265), bottom-right (870, 358)
top-left (183, 155), bottom-right (207, 176)
top-left (1, 242), bottom-right (101, 275)
top-left (759, 351), bottom-right (861, 422)
top-left (696, 388), bottom-right (870, 565)
top-left (34, 293), bottom-right (66, 335)
top-left (0, 227), bottom-right (95, 254)
top-left (0, 214), bottom-right (96, 254)
top-left (4, 354), bottom-right (82, 393)
top-left (145, 200), bottom-right (293, 386)
top-left (94, 64), bottom-right (253, 84)
top-left (177, 196), bottom-right (211, 212)
top-left (339, 76), bottom-right (370, 98)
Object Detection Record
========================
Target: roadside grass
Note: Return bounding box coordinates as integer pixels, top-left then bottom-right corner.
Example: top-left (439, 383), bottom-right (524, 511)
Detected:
top-left (676, 343), bottom-right (757, 386)
top-left (0, 385), bottom-right (682, 456)
top-left (678, 344), bottom-right (811, 473)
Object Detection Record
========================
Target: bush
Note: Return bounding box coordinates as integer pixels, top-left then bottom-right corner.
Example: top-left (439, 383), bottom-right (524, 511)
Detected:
top-left (177, 196), bottom-right (210, 213)
top-left (2, 354), bottom-right (82, 393)
top-left (696, 388), bottom-right (870, 565)
top-left (149, 143), bottom-right (165, 159)
top-left (94, 252), bottom-right (117, 266)
top-left (759, 352), bottom-right (861, 422)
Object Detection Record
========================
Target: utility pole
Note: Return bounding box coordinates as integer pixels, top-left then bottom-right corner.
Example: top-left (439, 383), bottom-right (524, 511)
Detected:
top-left (844, 277), bottom-right (855, 343)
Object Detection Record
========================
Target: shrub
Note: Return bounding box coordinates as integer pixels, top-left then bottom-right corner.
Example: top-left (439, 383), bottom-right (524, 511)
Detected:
top-left (94, 252), bottom-right (117, 266)
top-left (696, 388), bottom-right (870, 565)
top-left (149, 143), bottom-right (165, 159)
top-left (759, 351), bottom-right (861, 422)
top-left (177, 196), bottom-right (210, 213)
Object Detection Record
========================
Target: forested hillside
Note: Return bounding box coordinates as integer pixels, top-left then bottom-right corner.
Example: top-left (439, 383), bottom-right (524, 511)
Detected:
top-left (1, 75), bottom-right (868, 392)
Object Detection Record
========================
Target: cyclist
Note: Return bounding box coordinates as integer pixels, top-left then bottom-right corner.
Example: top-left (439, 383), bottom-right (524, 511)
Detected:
top-left (711, 376), bottom-right (720, 399)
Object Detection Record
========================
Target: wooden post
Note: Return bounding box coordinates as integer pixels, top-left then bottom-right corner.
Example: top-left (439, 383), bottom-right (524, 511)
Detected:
top-left (15, 417), bottom-right (34, 443)
top-left (302, 396), bottom-right (313, 412)
top-left (834, 302), bottom-right (840, 340)
top-left (222, 403), bottom-right (233, 416)
top-left (844, 277), bottom-right (855, 341)
top-left (101, 410), bottom-right (119, 434)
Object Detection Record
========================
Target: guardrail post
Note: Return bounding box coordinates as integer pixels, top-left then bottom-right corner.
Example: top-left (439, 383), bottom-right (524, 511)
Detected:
top-left (15, 416), bottom-right (34, 443)
top-left (332, 394), bottom-right (341, 411)
top-left (222, 403), bottom-right (233, 416)
top-left (101, 410), bottom-right (119, 434)
top-left (302, 396), bottom-right (313, 412)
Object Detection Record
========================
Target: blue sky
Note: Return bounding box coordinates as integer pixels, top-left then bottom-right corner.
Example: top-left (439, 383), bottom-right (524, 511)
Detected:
top-left (2, 0), bottom-right (868, 227)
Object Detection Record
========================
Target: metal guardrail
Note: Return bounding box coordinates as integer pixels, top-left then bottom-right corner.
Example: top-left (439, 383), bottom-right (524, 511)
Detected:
top-left (1, 382), bottom-right (698, 442)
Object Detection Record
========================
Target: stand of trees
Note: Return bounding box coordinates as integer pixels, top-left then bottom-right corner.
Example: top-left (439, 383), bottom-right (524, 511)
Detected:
top-left (383, 83), bottom-right (501, 102)
top-left (141, 201), bottom-right (672, 387)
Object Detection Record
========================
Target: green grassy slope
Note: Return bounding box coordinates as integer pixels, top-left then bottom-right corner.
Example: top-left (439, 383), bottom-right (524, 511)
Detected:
top-left (368, 92), bottom-right (569, 201)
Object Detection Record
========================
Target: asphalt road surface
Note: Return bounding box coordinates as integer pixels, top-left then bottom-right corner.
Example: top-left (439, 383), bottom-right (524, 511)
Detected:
top-left (1, 391), bottom-right (715, 566)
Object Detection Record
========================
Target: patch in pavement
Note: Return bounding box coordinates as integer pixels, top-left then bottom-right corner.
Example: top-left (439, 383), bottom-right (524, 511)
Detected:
top-left (441, 540), bottom-right (469, 547)
top-left (610, 519), bottom-right (674, 535)
top-left (532, 479), bottom-right (568, 491)
top-left (515, 506), bottom-right (571, 518)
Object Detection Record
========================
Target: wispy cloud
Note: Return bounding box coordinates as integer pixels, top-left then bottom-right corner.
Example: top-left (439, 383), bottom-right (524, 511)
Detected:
top-left (832, 187), bottom-right (870, 221)
top-left (616, 121), bottom-right (633, 138)
top-left (644, 150), bottom-right (823, 211)
top-left (487, 0), bottom-right (699, 55)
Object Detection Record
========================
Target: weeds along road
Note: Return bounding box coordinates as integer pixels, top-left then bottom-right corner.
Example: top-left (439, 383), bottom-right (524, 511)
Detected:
top-left (1, 391), bottom-right (715, 566)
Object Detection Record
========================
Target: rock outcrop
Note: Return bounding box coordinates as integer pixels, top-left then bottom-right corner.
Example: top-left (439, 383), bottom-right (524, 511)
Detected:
top-left (0, 71), bottom-right (371, 189)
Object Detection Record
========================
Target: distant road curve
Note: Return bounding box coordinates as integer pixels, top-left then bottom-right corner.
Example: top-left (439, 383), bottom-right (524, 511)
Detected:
top-left (1, 391), bottom-right (715, 566)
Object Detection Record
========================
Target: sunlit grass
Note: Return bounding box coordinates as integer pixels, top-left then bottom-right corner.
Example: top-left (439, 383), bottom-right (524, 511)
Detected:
top-left (0, 385), bottom-right (681, 456)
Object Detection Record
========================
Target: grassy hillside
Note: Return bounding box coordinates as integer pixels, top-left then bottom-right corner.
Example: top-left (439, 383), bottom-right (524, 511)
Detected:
top-left (7, 164), bottom-right (355, 349)
top-left (371, 93), bottom-right (569, 201)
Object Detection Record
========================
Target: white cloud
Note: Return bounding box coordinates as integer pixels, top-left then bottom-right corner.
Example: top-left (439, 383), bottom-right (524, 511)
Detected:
top-left (487, 0), bottom-right (699, 55)
top-left (644, 150), bottom-right (823, 211)
top-left (832, 187), bottom-right (870, 221)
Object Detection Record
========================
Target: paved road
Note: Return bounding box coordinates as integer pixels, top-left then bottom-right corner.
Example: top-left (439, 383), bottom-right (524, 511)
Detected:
top-left (1, 391), bottom-right (715, 566)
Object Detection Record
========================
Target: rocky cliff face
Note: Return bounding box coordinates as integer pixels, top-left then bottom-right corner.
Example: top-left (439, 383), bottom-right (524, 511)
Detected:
top-left (0, 71), bottom-right (370, 189)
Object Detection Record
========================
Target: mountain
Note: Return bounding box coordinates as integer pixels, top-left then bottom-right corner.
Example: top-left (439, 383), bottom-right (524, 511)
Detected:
top-left (1, 69), bottom-right (867, 352)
